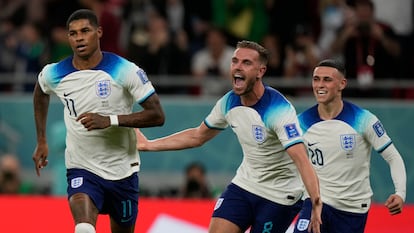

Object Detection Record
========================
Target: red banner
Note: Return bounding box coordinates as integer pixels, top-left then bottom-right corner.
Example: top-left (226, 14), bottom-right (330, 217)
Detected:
top-left (0, 196), bottom-right (410, 232)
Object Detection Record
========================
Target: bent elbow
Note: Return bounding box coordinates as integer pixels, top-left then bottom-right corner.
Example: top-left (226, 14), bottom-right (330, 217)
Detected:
top-left (157, 117), bottom-right (165, 126)
top-left (155, 113), bottom-right (165, 126)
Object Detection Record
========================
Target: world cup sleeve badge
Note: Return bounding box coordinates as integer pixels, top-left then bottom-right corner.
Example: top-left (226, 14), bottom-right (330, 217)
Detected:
top-left (373, 121), bottom-right (385, 137)
top-left (137, 69), bottom-right (149, 84)
top-left (284, 123), bottom-right (300, 139)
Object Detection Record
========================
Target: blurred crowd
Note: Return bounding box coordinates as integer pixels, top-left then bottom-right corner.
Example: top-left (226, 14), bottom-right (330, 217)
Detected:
top-left (0, 153), bottom-right (44, 194)
top-left (0, 0), bottom-right (413, 98)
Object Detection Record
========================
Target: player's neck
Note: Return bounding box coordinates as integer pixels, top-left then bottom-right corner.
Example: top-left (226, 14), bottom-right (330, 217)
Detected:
top-left (318, 99), bottom-right (343, 120)
top-left (240, 82), bottom-right (264, 106)
top-left (73, 50), bottom-right (103, 70)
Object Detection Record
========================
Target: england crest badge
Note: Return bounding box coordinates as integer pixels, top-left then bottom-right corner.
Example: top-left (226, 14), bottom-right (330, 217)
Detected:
top-left (340, 134), bottom-right (356, 154)
top-left (296, 219), bottom-right (310, 231)
top-left (96, 80), bottom-right (111, 98)
top-left (252, 125), bottom-right (266, 144)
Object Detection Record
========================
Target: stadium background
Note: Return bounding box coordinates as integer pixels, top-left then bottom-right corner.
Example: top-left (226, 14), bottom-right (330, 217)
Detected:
top-left (1, 0), bottom-right (413, 231)
top-left (0, 94), bottom-right (413, 232)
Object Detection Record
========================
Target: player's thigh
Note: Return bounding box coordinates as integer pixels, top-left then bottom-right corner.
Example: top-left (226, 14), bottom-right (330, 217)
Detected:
top-left (209, 217), bottom-right (243, 233)
top-left (250, 198), bottom-right (302, 233)
top-left (67, 168), bottom-right (103, 225)
top-left (69, 192), bottom-right (99, 225)
top-left (325, 206), bottom-right (368, 233)
top-left (106, 172), bottom-right (139, 227)
top-left (211, 183), bottom-right (253, 231)
top-left (110, 217), bottom-right (135, 233)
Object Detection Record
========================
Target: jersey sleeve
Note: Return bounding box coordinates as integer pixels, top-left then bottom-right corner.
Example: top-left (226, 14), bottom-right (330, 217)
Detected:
top-left (123, 65), bottom-right (155, 103)
top-left (266, 100), bottom-right (303, 148)
top-left (37, 64), bottom-right (54, 94)
top-left (362, 112), bottom-right (393, 152)
top-left (204, 96), bottom-right (228, 130)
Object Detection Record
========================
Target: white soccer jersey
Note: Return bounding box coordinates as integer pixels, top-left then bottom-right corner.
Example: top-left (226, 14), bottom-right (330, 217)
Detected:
top-left (298, 101), bottom-right (393, 213)
top-left (205, 86), bottom-right (305, 205)
top-left (38, 52), bottom-right (155, 180)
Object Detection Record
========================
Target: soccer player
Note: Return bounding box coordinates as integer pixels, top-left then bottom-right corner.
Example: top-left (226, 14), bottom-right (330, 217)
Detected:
top-left (32, 9), bottom-right (165, 233)
top-left (135, 40), bottom-right (322, 233)
top-left (293, 59), bottom-right (406, 233)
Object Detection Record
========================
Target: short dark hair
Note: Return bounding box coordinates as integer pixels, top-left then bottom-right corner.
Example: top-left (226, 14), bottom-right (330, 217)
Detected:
top-left (236, 40), bottom-right (269, 65)
top-left (316, 59), bottom-right (346, 77)
top-left (66, 9), bottom-right (99, 29)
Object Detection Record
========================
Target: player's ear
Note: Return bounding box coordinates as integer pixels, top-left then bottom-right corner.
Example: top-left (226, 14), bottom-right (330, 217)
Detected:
top-left (97, 26), bottom-right (103, 38)
top-left (339, 78), bottom-right (347, 90)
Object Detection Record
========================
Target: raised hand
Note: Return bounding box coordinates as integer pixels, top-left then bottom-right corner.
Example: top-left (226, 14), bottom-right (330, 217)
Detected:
top-left (135, 128), bottom-right (149, 151)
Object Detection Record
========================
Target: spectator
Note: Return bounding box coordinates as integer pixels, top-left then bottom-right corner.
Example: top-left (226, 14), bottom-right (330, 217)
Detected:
top-left (47, 26), bottom-right (72, 63)
top-left (317, 0), bottom-right (353, 58)
top-left (284, 24), bottom-right (321, 87)
top-left (15, 22), bottom-right (48, 73)
top-left (181, 0), bottom-right (212, 54)
top-left (261, 33), bottom-right (283, 78)
top-left (127, 12), bottom-right (192, 94)
top-left (152, 0), bottom-right (185, 35)
top-left (372, 0), bottom-right (414, 98)
top-left (330, 0), bottom-right (401, 97)
top-left (191, 26), bottom-right (234, 96)
top-left (283, 24), bottom-right (321, 97)
top-left (0, 20), bottom-right (19, 91)
top-left (122, 0), bottom-right (155, 47)
top-left (0, 154), bottom-right (33, 194)
top-left (15, 22), bottom-right (48, 92)
top-left (180, 161), bottom-right (212, 198)
top-left (267, 0), bottom-right (320, 60)
top-left (261, 33), bottom-right (297, 96)
top-left (0, 21), bottom-right (48, 92)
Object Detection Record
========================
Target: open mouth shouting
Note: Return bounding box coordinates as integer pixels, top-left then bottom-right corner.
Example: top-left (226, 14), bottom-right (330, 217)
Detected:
top-left (233, 74), bottom-right (245, 89)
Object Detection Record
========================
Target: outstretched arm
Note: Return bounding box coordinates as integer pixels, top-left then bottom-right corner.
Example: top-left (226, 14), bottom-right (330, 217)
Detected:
top-left (32, 82), bottom-right (50, 176)
top-left (381, 144), bottom-right (406, 215)
top-left (287, 143), bottom-right (322, 233)
top-left (135, 122), bottom-right (220, 151)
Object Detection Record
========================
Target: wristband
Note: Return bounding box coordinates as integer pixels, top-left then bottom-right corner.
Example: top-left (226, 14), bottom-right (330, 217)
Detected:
top-left (109, 115), bottom-right (119, 126)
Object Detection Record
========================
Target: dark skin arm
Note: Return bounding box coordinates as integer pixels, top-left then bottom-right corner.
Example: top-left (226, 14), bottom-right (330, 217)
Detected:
top-left (32, 81), bottom-right (51, 176)
top-left (76, 93), bottom-right (165, 131)
top-left (33, 81), bottom-right (165, 176)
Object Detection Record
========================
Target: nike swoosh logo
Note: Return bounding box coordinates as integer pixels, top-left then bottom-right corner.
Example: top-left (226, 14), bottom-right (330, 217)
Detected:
top-left (63, 92), bottom-right (73, 97)
top-left (307, 142), bottom-right (319, 146)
